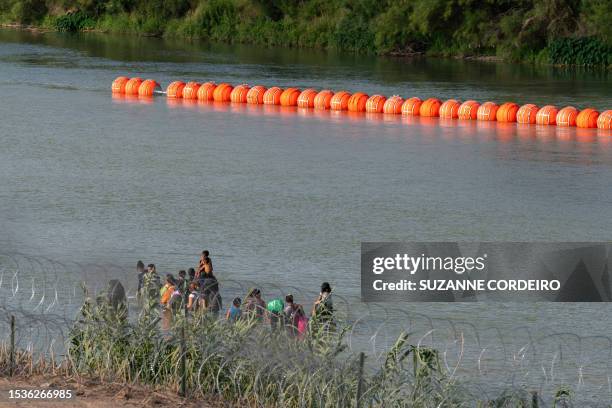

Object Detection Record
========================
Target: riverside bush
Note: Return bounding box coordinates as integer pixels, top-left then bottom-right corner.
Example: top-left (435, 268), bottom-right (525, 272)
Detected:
top-left (0, 0), bottom-right (610, 65)
top-left (54, 11), bottom-right (94, 32)
top-left (548, 37), bottom-right (611, 66)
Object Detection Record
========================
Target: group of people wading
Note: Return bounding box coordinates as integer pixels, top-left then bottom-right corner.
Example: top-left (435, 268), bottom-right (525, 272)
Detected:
top-left (136, 250), bottom-right (334, 336)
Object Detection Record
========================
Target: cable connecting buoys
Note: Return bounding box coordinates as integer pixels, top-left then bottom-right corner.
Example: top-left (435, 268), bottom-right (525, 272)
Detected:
top-left (314, 90), bottom-right (333, 110)
top-left (247, 85), bottom-right (266, 104)
top-left (366, 95), bottom-right (386, 113)
top-left (280, 88), bottom-right (301, 106)
top-left (496, 102), bottom-right (519, 123)
top-left (402, 97), bottom-right (422, 116)
top-left (576, 108), bottom-right (600, 128)
top-left (556, 106), bottom-right (578, 127)
top-left (420, 98), bottom-right (442, 117)
top-left (167, 81), bottom-right (186, 98)
top-left (458, 100), bottom-right (479, 120)
top-left (517, 104), bottom-right (539, 124)
top-left (330, 91), bottom-right (351, 111)
top-left (383, 96), bottom-right (404, 114)
top-left (297, 89), bottom-right (318, 108)
top-left (263, 87), bottom-right (283, 105)
top-left (439, 99), bottom-right (461, 119)
top-left (230, 84), bottom-right (250, 103)
top-left (213, 83), bottom-right (233, 102)
top-left (124, 77), bottom-right (143, 95)
top-left (197, 82), bottom-right (217, 101)
top-left (182, 82), bottom-right (201, 100)
top-left (597, 110), bottom-right (612, 129)
top-left (112, 76), bottom-right (610, 130)
top-left (347, 92), bottom-right (369, 112)
top-left (137, 79), bottom-right (161, 97)
top-left (477, 102), bottom-right (499, 121)
top-left (112, 76), bottom-right (129, 94)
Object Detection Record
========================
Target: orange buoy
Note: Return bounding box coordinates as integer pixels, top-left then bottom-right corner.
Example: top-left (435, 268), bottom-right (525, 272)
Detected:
top-left (263, 87), bottom-right (283, 105)
top-left (439, 99), bottom-right (461, 119)
top-left (401, 97), bottom-right (422, 116)
top-left (458, 100), bottom-right (479, 120)
top-left (420, 98), bottom-right (442, 117)
top-left (314, 90), bottom-right (334, 110)
top-left (230, 84), bottom-right (250, 103)
top-left (182, 82), bottom-right (201, 100)
top-left (213, 83), bottom-right (233, 102)
top-left (330, 91), bottom-right (351, 111)
top-left (347, 92), bottom-right (369, 112)
top-left (137, 79), bottom-right (161, 97)
top-left (556, 106), bottom-right (578, 127)
top-left (477, 102), bottom-right (499, 121)
top-left (535, 105), bottom-right (558, 125)
top-left (516, 104), bottom-right (539, 124)
top-left (297, 89), bottom-right (318, 108)
top-left (576, 108), bottom-right (600, 128)
top-left (246, 85), bottom-right (267, 104)
top-left (365, 95), bottom-right (387, 113)
top-left (166, 81), bottom-right (186, 99)
top-left (383, 96), bottom-right (404, 114)
top-left (280, 88), bottom-right (301, 106)
top-left (124, 77), bottom-right (143, 95)
top-left (496, 102), bottom-right (519, 123)
top-left (112, 76), bottom-right (129, 94)
top-left (597, 110), bottom-right (612, 129)
top-left (197, 82), bottom-right (217, 101)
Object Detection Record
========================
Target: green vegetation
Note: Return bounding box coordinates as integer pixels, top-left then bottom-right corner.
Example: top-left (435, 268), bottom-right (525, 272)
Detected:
top-left (2, 288), bottom-right (577, 406)
top-left (0, 0), bottom-right (610, 65)
top-left (64, 292), bottom-right (468, 406)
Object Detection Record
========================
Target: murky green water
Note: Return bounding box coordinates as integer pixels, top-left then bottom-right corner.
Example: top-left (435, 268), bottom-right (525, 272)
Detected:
top-left (1, 29), bottom-right (612, 401)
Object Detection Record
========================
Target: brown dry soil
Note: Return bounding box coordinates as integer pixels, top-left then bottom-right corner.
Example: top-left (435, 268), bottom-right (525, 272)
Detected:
top-left (0, 375), bottom-right (230, 408)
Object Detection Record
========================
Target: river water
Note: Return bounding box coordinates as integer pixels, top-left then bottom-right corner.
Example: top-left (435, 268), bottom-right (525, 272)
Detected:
top-left (1, 29), bottom-right (611, 403)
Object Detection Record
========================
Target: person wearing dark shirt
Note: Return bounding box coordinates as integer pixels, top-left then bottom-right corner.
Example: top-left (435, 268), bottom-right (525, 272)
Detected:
top-left (136, 260), bottom-right (145, 299)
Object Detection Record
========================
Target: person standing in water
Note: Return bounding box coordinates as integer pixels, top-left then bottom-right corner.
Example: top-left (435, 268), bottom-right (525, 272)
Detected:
top-left (160, 274), bottom-right (176, 309)
top-left (244, 288), bottom-right (266, 321)
top-left (136, 260), bottom-right (145, 301)
top-left (176, 270), bottom-right (187, 293)
top-left (312, 282), bottom-right (334, 333)
top-left (187, 268), bottom-right (196, 283)
top-left (186, 282), bottom-right (200, 311)
top-left (284, 294), bottom-right (306, 337)
top-left (226, 297), bottom-right (242, 322)
top-left (196, 250), bottom-right (213, 278)
top-left (201, 271), bottom-right (222, 318)
top-left (267, 298), bottom-right (284, 331)
top-left (143, 263), bottom-right (161, 304)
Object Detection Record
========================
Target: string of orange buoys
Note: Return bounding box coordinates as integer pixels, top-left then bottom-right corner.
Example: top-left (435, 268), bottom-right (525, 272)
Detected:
top-left (111, 76), bottom-right (612, 130)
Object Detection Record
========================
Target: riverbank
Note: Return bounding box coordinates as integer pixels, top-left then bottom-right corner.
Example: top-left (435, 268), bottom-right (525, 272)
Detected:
top-left (0, 0), bottom-right (609, 67)
top-left (0, 375), bottom-right (223, 407)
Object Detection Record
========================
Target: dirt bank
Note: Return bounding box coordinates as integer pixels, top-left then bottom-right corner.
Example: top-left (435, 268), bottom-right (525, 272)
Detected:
top-left (0, 375), bottom-right (227, 407)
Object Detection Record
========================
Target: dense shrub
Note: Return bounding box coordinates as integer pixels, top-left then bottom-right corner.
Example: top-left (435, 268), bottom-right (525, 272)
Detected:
top-left (0, 0), bottom-right (610, 65)
top-left (548, 37), bottom-right (610, 66)
top-left (54, 11), bottom-right (94, 32)
top-left (0, 0), bottom-right (47, 24)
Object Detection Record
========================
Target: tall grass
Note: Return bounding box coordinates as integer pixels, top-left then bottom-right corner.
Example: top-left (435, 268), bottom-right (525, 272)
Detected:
top-left (0, 291), bottom-right (595, 407)
top-left (61, 290), bottom-right (471, 407)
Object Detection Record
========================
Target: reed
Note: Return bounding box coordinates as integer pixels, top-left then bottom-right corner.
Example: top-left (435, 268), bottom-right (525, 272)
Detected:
top-left (1, 292), bottom-right (584, 407)
top-left (1, 289), bottom-right (464, 407)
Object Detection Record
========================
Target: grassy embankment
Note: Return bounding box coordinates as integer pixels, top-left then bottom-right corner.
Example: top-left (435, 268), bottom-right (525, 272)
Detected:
top-left (0, 0), bottom-right (610, 66)
top-left (0, 287), bottom-right (579, 407)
